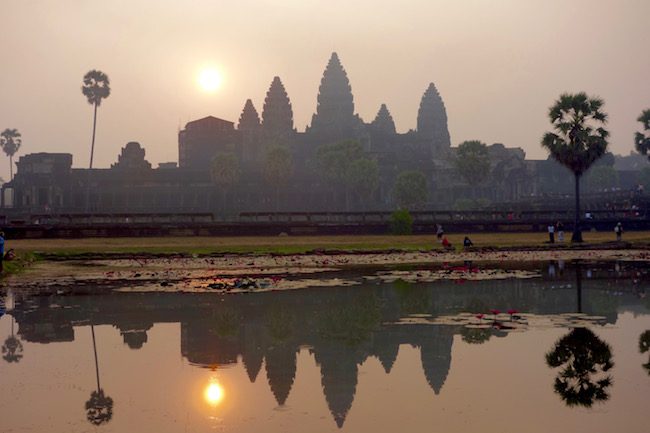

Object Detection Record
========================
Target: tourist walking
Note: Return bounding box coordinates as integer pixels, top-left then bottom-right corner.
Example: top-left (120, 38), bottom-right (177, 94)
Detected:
top-left (556, 221), bottom-right (565, 243)
top-left (463, 236), bottom-right (474, 249)
top-left (0, 232), bottom-right (5, 273)
top-left (436, 224), bottom-right (444, 241)
top-left (547, 223), bottom-right (555, 243)
top-left (615, 222), bottom-right (623, 241)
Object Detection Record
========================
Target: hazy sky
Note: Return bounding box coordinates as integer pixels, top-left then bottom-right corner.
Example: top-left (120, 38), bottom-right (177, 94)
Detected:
top-left (1, 0), bottom-right (649, 180)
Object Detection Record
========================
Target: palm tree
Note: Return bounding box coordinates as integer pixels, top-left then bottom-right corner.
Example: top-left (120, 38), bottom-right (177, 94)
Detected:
top-left (81, 70), bottom-right (111, 169)
top-left (211, 152), bottom-right (240, 212)
top-left (640, 330), bottom-right (650, 375)
top-left (2, 316), bottom-right (24, 363)
top-left (0, 129), bottom-right (22, 180)
top-left (542, 93), bottom-right (609, 242)
top-left (85, 325), bottom-right (113, 425)
top-left (545, 327), bottom-right (613, 407)
top-left (635, 109), bottom-right (650, 160)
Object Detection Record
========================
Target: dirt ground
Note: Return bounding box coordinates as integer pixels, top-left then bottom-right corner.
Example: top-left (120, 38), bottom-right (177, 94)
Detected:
top-left (8, 231), bottom-right (650, 255)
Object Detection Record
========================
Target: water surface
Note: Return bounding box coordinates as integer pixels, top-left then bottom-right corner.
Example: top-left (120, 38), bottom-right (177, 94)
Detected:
top-left (1, 262), bottom-right (649, 433)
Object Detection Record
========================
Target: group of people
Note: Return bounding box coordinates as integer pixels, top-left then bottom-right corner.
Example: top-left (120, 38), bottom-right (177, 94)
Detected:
top-left (546, 221), bottom-right (565, 243)
top-left (548, 221), bottom-right (625, 243)
top-left (436, 224), bottom-right (474, 250)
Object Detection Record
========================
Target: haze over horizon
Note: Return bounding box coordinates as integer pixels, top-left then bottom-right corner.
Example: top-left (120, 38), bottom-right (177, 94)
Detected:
top-left (1, 0), bottom-right (649, 181)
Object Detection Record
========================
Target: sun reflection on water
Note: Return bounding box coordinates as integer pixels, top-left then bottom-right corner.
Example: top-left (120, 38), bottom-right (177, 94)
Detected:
top-left (204, 379), bottom-right (225, 407)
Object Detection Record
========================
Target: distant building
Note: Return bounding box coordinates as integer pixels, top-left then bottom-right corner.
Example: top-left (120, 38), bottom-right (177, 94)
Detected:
top-left (178, 116), bottom-right (237, 170)
top-left (3, 52), bottom-right (545, 215)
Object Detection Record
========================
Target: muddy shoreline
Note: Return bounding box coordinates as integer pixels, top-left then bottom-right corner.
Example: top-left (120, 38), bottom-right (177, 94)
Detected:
top-left (3, 246), bottom-right (648, 296)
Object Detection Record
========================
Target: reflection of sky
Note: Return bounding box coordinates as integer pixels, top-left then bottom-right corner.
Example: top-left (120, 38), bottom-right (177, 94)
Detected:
top-left (0, 308), bottom-right (649, 432)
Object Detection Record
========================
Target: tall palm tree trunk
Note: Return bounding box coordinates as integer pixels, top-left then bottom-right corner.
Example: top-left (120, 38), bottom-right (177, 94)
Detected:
top-left (9, 155), bottom-right (13, 181)
top-left (85, 103), bottom-right (98, 213)
top-left (91, 325), bottom-right (101, 391)
top-left (571, 174), bottom-right (583, 243)
top-left (89, 103), bottom-right (98, 169)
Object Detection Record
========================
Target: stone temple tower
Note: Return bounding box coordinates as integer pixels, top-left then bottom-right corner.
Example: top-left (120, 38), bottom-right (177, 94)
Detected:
top-left (417, 83), bottom-right (451, 154)
top-left (262, 76), bottom-right (294, 143)
top-left (238, 99), bottom-right (261, 164)
top-left (371, 104), bottom-right (396, 135)
top-left (309, 52), bottom-right (361, 140)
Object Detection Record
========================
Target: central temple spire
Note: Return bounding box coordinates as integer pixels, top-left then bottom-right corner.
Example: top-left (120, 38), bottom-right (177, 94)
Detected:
top-left (262, 76), bottom-right (294, 142)
top-left (309, 52), bottom-right (359, 138)
top-left (417, 83), bottom-right (451, 154)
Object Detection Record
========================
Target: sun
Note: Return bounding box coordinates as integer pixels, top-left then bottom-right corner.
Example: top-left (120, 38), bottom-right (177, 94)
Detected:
top-left (198, 68), bottom-right (222, 92)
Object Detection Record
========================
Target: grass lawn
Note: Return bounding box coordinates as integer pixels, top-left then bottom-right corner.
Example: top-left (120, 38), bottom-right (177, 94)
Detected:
top-left (6, 231), bottom-right (650, 256)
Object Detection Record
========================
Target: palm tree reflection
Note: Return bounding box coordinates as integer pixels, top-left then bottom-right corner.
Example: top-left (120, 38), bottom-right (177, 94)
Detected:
top-left (85, 325), bottom-right (113, 425)
top-left (545, 327), bottom-right (613, 407)
top-left (639, 330), bottom-right (650, 375)
top-left (2, 316), bottom-right (24, 363)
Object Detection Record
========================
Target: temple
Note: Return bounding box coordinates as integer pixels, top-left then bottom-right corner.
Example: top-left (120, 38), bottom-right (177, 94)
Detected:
top-left (2, 52), bottom-right (640, 215)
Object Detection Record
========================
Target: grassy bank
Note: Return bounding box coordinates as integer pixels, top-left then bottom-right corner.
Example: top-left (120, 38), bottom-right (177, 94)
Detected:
top-left (1, 252), bottom-right (37, 277)
top-left (6, 231), bottom-right (650, 257)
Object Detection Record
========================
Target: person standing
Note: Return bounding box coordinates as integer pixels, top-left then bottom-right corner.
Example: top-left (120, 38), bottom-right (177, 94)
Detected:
top-left (547, 223), bottom-right (555, 243)
top-left (614, 222), bottom-right (623, 241)
top-left (0, 232), bottom-right (5, 273)
top-left (436, 224), bottom-right (444, 241)
top-left (556, 221), bottom-right (565, 243)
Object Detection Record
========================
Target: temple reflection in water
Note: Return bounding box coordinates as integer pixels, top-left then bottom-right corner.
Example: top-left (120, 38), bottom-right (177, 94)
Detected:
top-left (5, 264), bottom-right (649, 428)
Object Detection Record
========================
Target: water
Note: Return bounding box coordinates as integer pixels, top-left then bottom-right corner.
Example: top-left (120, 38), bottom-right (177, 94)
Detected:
top-left (1, 262), bottom-right (649, 433)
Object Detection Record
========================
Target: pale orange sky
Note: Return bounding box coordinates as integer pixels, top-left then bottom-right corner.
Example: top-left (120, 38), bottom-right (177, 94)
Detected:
top-left (1, 0), bottom-right (649, 180)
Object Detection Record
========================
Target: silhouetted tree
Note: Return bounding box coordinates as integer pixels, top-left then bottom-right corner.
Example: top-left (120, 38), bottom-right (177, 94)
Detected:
top-left (263, 145), bottom-right (293, 211)
top-left (545, 327), bottom-right (613, 407)
top-left (348, 157), bottom-right (379, 207)
top-left (639, 330), bottom-right (650, 375)
top-left (393, 170), bottom-right (427, 210)
top-left (454, 140), bottom-right (491, 189)
top-left (211, 152), bottom-right (240, 210)
top-left (85, 325), bottom-right (113, 425)
top-left (2, 317), bottom-right (23, 363)
top-left (634, 109), bottom-right (650, 160)
top-left (542, 92), bottom-right (609, 242)
top-left (81, 70), bottom-right (111, 169)
top-left (86, 326), bottom-right (113, 423)
top-left (85, 389), bottom-right (113, 425)
top-left (0, 129), bottom-right (22, 180)
top-left (315, 139), bottom-right (367, 210)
